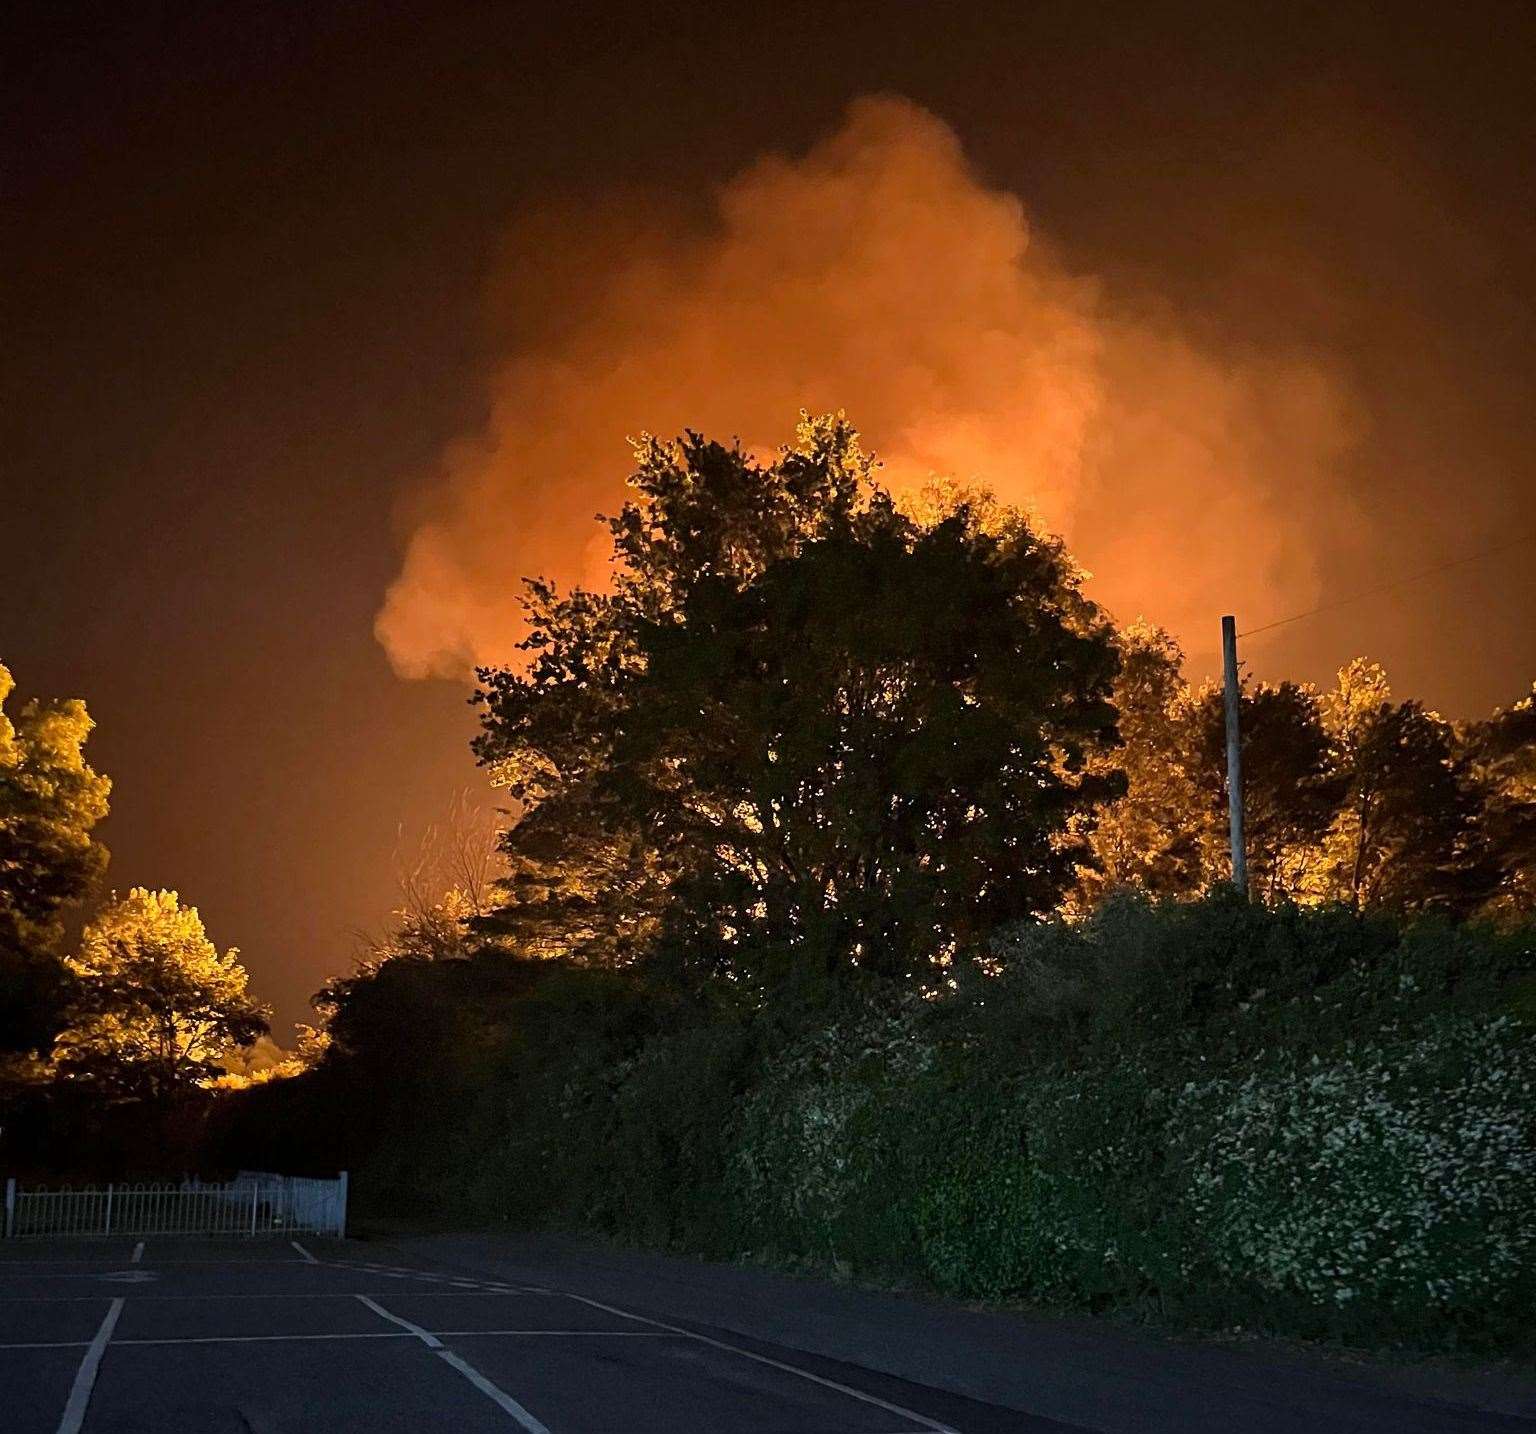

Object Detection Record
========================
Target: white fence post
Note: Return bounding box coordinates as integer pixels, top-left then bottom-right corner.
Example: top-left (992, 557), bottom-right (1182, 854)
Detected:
top-left (336, 1171), bottom-right (348, 1237)
top-left (4, 1178), bottom-right (14, 1239)
top-left (248, 1180), bottom-right (259, 1237)
top-left (103, 1183), bottom-right (114, 1237)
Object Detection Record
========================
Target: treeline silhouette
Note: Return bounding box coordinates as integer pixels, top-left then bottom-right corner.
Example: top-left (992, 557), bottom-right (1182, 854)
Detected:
top-left (7, 415), bottom-right (1535, 1347)
top-left (220, 417), bottom-right (1535, 1349)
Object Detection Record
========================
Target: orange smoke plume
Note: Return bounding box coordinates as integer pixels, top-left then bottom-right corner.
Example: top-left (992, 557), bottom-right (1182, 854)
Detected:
top-left (376, 95), bottom-right (1359, 678)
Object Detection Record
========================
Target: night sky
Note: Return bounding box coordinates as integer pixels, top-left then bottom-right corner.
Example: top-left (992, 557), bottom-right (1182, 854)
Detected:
top-left (5, 1), bottom-right (1535, 1031)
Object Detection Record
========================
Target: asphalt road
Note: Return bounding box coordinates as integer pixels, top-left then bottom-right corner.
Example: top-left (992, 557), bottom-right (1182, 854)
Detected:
top-left (397, 1234), bottom-right (1536, 1434)
top-left (1, 1237), bottom-right (1065, 1432)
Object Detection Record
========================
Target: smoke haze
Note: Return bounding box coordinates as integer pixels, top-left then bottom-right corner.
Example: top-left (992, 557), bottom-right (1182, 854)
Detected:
top-left (377, 96), bottom-right (1362, 677)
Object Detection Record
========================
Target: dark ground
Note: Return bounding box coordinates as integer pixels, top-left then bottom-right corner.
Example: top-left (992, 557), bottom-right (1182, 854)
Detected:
top-left (1, 1236), bottom-right (1049, 1432)
top-left (4, 1232), bottom-right (1533, 1432)
top-left (390, 1232), bottom-right (1536, 1434)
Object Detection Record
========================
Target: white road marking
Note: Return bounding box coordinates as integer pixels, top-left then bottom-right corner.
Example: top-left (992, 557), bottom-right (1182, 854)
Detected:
top-left (1, 1289), bottom-right (522, 1302)
top-left (56, 1296), bottom-right (122, 1434)
top-left (130, 1242), bottom-right (144, 1264)
top-left (315, 1258), bottom-right (531, 1293)
top-left (0, 1256), bottom-right (308, 1269)
top-left (436, 1330), bottom-right (675, 1337)
top-left (2, 1341), bottom-right (93, 1349)
top-left (553, 1291), bottom-right (960, 1434)
top-left (355, 1295), bottom-right (552, 1433)
top-left (356, 1294), bottom-right (443, 1348)
top-left (435, 1348), bottom-right (555, 1431)
top-left (9, 1249), bottom-right (952, 1434)
top-left (127, 1332), bottom-right (412, 1346)
top-left (0, 1329), bottom-right (683, 1350)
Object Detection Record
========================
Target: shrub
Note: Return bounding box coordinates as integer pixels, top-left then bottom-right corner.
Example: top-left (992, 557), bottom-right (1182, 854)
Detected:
top-left (1179, 1014), bottom-right (1536, 1339)
top-left (237, 898), bottom-right (1536, 1351)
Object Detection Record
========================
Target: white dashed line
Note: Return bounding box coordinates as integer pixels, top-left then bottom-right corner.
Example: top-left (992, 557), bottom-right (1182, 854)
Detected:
top-left (55, 1296), bottom-right (122, 1434)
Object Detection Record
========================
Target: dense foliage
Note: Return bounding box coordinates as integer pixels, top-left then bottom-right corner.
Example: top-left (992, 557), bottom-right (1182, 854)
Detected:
top-left (0, 661), bottom-right (110, 1055)
top-left (473, 415), bottom-right (1123, 983)
top-left (234, 895), bottom-right (1534, 1350)
top-left (55, 888), bottom-right (269, 1101)
top-left (1079, 641), bottom-right (1536, 918)
top-left (216, 416), bottom-right (1536, 1355)
top-left (0, 664), bottom-right (268, 1173)
top-left (12, 414), bottom-right (1536, 1358)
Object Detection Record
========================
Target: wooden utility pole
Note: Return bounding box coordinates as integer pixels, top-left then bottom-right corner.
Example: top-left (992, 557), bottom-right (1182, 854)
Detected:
top-left (1222, 615), bottom-right (1247, 894)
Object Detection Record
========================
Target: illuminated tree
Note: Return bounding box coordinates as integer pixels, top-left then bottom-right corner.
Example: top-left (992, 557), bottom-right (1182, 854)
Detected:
top-left (1310, 660), bottom-right (1497, 915)
top-left (210, 1025), bottom-right (330, 1089)
top-left (0, 661), bottom-right (111, 1055)
top-left (54, 888), bottom-right (268, 1100)
top-left (1188, 677), bottom-right (1345, 902)
top-left (474, 414), bottom-right (1122, 984)
top-left (1072, 623), bottom-right (1205, 908)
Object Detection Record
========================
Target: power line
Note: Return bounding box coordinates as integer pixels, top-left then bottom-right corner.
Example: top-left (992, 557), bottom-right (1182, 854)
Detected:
top-left (1240, 530), bottom-right (1536, 641)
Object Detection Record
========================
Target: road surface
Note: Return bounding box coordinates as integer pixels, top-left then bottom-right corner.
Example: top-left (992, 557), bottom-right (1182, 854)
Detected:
top-left (2, 1236), bottom-right (1059, 1432)
top-left (4, 1234), bottom-right (1533, 1432)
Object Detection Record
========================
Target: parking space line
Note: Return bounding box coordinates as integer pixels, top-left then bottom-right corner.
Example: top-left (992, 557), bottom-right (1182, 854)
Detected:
top-left (130, 1242), bottom-right (144, 1264)
top-left (0, 1340), bottom-right (92, 1349)
top-left (354, 1295), bottom-right (552, 1433)
top-left (356, 1295), bottom-right (444, 1347)
top-left (0, 1257), bottom-right (129, 1265)
top-left (0, 1256), bottom-right (310, 1267)
top-left (0, 1329), bottom-right (685, 1350)
top-left (436, 1349), bottom-right (554, 1432)
top-left (435, 1330), bottom-right (677, 1337)
top-left (121, 1331), bottom-right (413, 1346)
top-left (0, 1289), bottom-right (519, 1302)
top-left (1, 1328), bottom-right (683, 1350)
top-left (56, 1295), bottom-right (123, 1434)
top-left (552, 1291), bottom-right (960, 1434)
top-left (291, 1239), bottom-right (318, 1263)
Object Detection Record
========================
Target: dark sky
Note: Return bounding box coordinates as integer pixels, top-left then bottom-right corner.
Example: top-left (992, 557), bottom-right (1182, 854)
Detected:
top-left (5, 0), bottom-right (1535, 1031)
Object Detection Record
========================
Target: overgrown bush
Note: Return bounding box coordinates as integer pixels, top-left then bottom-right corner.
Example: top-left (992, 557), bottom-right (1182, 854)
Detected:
top-left (237, 895), bottom-right (1535, 1351)
top-left (1178, 1014), bottom-right (1536, 1338)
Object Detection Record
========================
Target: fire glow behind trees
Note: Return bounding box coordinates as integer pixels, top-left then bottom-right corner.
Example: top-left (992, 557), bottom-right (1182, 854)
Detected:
top-left (5, 3), bottom-right (1534, 1025)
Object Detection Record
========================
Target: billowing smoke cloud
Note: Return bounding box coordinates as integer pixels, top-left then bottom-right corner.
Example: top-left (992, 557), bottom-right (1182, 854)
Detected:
top-left (377, 95), bottom-right (1360, 678)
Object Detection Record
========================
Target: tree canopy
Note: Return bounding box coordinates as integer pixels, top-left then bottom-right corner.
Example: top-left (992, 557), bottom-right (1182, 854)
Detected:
top-left (55, 887), bottom-right (268, 1100)
top-left (0, 661), bottom-right (111, 1055)
top-left (473, 415), bottom-right (1124, 985)
top-left (1075, 649), bottom-right (1535, 918)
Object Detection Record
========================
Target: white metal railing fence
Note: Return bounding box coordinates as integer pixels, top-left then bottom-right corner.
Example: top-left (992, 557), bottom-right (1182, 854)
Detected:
top-left (3, 1171), bottom-right (347, 1239)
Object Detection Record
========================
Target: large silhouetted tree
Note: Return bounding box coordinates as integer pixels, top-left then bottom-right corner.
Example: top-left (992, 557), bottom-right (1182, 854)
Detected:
top-left (474, 415), bottom-right (1122, 984)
